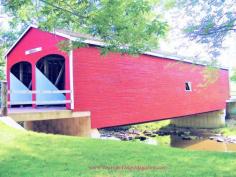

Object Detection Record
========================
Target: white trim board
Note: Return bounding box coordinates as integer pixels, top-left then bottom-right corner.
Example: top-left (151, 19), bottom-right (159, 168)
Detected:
top-left (69, 42), bottom-right (75, 110)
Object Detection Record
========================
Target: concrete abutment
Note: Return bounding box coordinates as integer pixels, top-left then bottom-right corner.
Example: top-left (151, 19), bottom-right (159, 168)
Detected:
top-left (171, 110), bottom-right (225, 128)
top-left (24, 116), bottom-right (95, 137)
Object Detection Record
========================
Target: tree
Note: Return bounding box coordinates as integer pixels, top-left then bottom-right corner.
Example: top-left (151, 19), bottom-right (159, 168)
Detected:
top-left (231, 68), bottom-right (236, 82)
top-left (0, 48), bottom-right (5, 80)
top-left (0, 9), bottom-right (27, 79)
top-left (177, 0), bottom-right (236, 57)
top-left (2, 0), bottom-right (169, 55)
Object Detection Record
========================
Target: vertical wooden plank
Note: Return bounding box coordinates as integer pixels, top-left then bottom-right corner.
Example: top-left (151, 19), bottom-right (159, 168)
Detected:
top-left (19, 63), bottom-right (23, 82)
top-left (54, 64), bottom-right (65, 86)
top-left (44, 59), bottom-right (49, 78)
top-left (1, 81), bottom-right (8, 116)
top-left (32, 65), bottom-right (36, 108)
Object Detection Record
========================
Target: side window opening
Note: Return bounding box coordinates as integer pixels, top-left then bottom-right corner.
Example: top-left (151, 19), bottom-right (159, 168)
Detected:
top-left (185, 82), bottom-right (192, 91)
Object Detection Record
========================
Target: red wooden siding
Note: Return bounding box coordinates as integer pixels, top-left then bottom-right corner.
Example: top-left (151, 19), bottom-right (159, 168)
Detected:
top-left (73, 47), bottom-right (229, 128)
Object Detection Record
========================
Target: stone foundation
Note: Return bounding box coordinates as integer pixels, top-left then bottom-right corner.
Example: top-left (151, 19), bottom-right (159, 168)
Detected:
top-left (24, 116), bottom-right (94, 137)
top-left (171, 110), bottom-right (225, 128)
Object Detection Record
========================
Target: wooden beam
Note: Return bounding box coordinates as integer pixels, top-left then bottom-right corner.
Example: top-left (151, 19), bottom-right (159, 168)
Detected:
top-left (8, 90), bottom-right (71, 94)
top-left (8, 100), bottom-right (71, 105)
top-left (54, 64), bottom-right (65, 86)
top-left (28, 81), bottom-right (32, 89)
top-left (43, 59), bottom-right (49, 78)
top-left (8, 109), bottom-right (90, 122)
top-left (19, 63), bottom-right (23, 82)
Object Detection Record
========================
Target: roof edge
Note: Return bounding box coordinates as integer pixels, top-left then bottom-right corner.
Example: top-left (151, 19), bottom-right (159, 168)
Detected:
top-left (4, 24), bottom-right (38, 59)
top-left (4, 25), bottom-right (229, 70)
top-left (144, 52), bottom-right (229, 70)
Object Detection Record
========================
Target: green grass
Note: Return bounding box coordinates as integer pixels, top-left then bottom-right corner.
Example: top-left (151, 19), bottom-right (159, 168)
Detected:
top-left (154, 135), bottom-right (171, 146)
top-left (0, 122), bottom-right (236, 177)
top-left (131, 120), bottom-right (170, 132)
top-left (130, 120), bottom-right (171, 146)
top-left (220, 127), bottom-right (236, 136)
top-left (217, 119), bottom-right (236, 136)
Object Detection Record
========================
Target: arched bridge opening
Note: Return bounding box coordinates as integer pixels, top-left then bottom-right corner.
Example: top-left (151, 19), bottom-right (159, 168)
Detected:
top-left (10, 61), bottom-right (32, 107)
top-left (35, 54), bottom-right (66, 107)
top-left (36, 54), bottom-right (65, 91)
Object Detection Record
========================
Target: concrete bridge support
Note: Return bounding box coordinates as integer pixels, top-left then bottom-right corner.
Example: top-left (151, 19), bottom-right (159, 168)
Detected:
top-left (226, 100), bottom-right (236, 119)
top-left (171, 110), bottom-right (225, 128)
top-left (8, 108), bottom-right (98, 137)
top-left (24, 116), bottom-right (92, 137)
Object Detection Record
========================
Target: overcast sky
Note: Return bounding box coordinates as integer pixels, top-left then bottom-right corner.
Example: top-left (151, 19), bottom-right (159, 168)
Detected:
top-left (159, 24), bottom-right (236, 69)
top-left (159, 6), bottom-right (236, 70)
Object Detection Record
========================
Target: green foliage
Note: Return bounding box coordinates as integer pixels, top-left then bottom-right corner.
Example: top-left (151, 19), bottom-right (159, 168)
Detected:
top-left (197, 66), bottom-right (220, 88)
top-left (231, 68), bottom-right (236, 82)
top-left (4, 0), bottom-right (169, 55)
top-left (0, 47), bottom-right (5, 79)
top-left (57, 40), bottom-right (88, 53)
top-left (0, 23), bottom-right (27, 80)
top-left (1, 122), bottom-right (236, 177)
top-left (163, 0), bottom-right (176, 9)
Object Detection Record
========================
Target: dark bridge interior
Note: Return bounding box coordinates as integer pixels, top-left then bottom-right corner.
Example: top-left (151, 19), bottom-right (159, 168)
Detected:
top-left (36, 54), bottom-right (65, 90)
top-left (11, 61), bottom-right (32, 90)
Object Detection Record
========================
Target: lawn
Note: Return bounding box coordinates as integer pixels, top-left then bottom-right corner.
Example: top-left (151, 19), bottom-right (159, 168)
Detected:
top-left (0, 122), bottom-right (236, 177)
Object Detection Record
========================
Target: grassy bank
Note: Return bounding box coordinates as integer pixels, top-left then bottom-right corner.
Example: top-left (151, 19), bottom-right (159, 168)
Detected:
top-left (131, 120), bottom-right (171, 146)
top-left (0, 122), bottom-right (236, 177)
top-left (218, 119), bottom-right (236, 136)
top-left (130, 120), bottom-right (170, 131)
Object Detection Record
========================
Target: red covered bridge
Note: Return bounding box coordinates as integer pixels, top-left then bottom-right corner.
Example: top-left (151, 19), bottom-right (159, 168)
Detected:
top-left (4, 25), bottom-right (229, 133)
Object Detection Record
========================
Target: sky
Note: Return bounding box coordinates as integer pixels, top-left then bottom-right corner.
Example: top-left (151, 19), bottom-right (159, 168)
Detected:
top-left (159, 21), bottom-right (236, 69)
top-left (218, 34), bottom-right (236, 68)
top-left (158, 5), bottom-right (236, 70)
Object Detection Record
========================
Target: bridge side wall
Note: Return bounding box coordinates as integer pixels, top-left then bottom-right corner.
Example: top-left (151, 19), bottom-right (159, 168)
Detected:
top-left (73, 47), bottom-right (230, 128)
